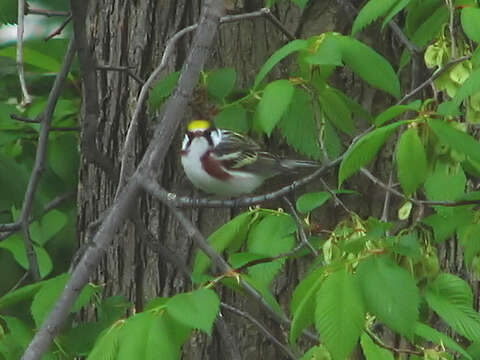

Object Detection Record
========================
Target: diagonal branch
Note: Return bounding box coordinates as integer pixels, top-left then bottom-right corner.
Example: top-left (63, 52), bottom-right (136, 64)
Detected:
top-left (21, 1), bottom-right (226, 358)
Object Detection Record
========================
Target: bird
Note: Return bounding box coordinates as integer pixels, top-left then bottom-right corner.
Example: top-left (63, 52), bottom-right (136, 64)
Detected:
top-left (180, 120), bottom-right (319, 196)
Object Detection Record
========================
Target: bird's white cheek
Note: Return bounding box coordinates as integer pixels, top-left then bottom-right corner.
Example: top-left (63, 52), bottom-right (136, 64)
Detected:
top-left (181, 135), bottom-right (189, 151)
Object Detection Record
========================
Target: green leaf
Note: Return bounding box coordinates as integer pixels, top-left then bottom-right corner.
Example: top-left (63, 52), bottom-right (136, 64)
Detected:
top-left (0, 43), bottom-right (62, 74)
top-left (0, 1), bottom-right (17, 24)
top-left (319, 88), bottom-right (355, 135)
top-left (360, 332), bottom-right (394, 360)
top-left (193, 212), bottom-right (253, 278)
top-left (290, 267), bottom-right (325, 345)
top-left (425, 273), bottom-right (480, 342)
top-left (167, 289), bottom-right (219, 335)
top-left (323, 119), bottom-right (343, 160)
top-left (206, 68), bottom-right (237, 100)
top-left (30, 210), bottom-right (68, 246)
top-left (429, 119), bottom-right (480, 164)
top-left (0, 316), bottom-right (33, 360)
top-left (214, 105), bottom-right (249, 133)
top-left (0, 234), bottom-right (53, 278)
top-left (339, 121), bottom-right (405, 186)
top-left (422, 207), bottom-right (473, 243)
top-left (415, 322), bottom-right (472, 360)
top-left (374, 100), bottom-right (421, 126)
top-left (256, 80), bottom-right (295, 136)
top-left (228, 252), bottom-right (270, 269)
top-left (278, 88), bottom-right (322, 160)
top-left (0, 280), bottom-right (46, 310)
top-left (315, 269), bottom-right (365, 360)
top-left (254, 40), bottom-right (308, 89)
top-left (381, 0), bottom-right (411, 29)
top-left (243, 274), bottom-right (284, 315)
top-left (396, 127), bottom-right (428, 195)
top-left (461, 7), bottom-right (480, 43)
top-left (424, 162), bottom-right (466, 214)
top-left (302, 34), bottom-right (344, 66)
top-left (47, 134), bottom-right (79, 185)
top-left (357, 255), bottom-right (419, 338)
top-left (340, 36), bottom-right (401, 98)
top-left (352, 0), bottom-right (397, 35)
top-left (389, 232), bottom-right (422, 260)
top-left (87, 322), bottom-right (122, 360)
top-left (296, 192), bottom-right (331, 213)
top-left (247, 213), bottom-right (296, 286)
top-left (292, 0), bottom-right (309, 9)
top-left (458, 223), bottom-right (480, 264)
top-left (31, 274), bottom-right (100, 327)
top-left (148, 71), bottom-right (180, 110)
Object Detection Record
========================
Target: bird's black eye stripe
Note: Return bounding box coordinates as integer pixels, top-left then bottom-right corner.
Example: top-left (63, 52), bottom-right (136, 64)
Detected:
top-left (205, 130), bottom-right (214, 147)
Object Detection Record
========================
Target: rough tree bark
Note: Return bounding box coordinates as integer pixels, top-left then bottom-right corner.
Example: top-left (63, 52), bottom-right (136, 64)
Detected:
top-left (75, 0), bottom-right (476, 359)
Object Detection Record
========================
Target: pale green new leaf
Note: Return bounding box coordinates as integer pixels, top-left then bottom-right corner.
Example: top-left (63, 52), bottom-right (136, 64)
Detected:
top-left (290, 267), bottom-right (325, 345)
top-left (461, 7), bottom-right (480, 43)
top-left (415, 322), bottom-right (472, 360)
top-left (396, 127), bottom-right (428, 195)
top-left (116, 313), bottom-right (152, 360)
top-left (425, 273), bottom-right (480, 342)
top-left (352, 0), bottom-right (397, 35)
top-left (340, 36), bottom-right (401, 98)
top-left (167, 289), bottom-right (220, 335)
top-left (360, 332), bottom-right (394, 360)
top-left (254, 39), bottom-right (308, 89)
top-left (315, 268), bottom-right (366, 360)
top-left (339, 121), bottom-right (406, 186)
top-left (256, 80), bottom-right (295, 136)
top-left (357, 255), bottom-right (419, 338)
top-left (440, 68), bottom-right (480, 115)
top-left (429, 119), bottom-right (480, 164)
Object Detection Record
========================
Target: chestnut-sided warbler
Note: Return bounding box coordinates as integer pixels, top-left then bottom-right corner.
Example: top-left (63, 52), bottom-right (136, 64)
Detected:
top-left (181, 120), bottom-right (318, 196)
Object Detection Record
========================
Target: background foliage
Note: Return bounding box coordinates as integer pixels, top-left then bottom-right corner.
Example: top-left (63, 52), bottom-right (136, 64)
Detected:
top-left (2, 0), bottom-right (480, 359)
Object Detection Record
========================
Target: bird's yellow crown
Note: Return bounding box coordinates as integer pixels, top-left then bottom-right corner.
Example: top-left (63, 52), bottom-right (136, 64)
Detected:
top-left (188, 120), bottom-right (211, 132)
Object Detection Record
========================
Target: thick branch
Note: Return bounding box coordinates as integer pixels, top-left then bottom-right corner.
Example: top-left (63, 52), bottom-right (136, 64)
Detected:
top-left (21, 1), bottom-right (226, 358)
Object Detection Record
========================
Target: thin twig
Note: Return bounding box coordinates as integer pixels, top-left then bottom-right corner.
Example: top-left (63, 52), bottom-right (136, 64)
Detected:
top-left (389, 21), bottom-right (422, 54)
top-left (10, 114), bottom-right (39, 123)
top-left (221, 303), bottom-right (297, 360)
top-left (45, 15), bottom-right (72, 41)
top-left (6, 272), bottom-right (29, 294)
top-left (17, 0), bottom-right (32, 106)
top-left (26, 8), bottom-right (70, 17)
top-left (283, 197), bottom-right (318, 256)
top-left (366, 328), bottom-right (423, 356)
top-left (381, 170), bottom-right (393, 222)
top-left (15, 38), bottom-right (76, 281)
top-left (96, 64), bottom-right (144, 84)
top-left (263, 9), bottom-right (296, 41)
top-left (397, 55), bottom-right (471, 105)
